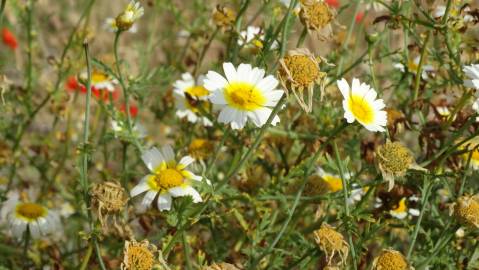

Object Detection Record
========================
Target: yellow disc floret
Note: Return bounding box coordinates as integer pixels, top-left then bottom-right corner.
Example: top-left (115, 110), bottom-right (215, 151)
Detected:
top-left (15, 203), bottom-right (47, 221)
top-left (372, 249), bottom-right (409, 270)
top-left (224, 82), bottom-right (266, 111)
top-left (348, 94), bottom-right (375, 124)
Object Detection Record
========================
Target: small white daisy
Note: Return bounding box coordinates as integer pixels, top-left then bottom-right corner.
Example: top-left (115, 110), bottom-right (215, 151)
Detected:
top-left (111, 120), bottom-right (147, 138)
top-left (115, 0), bottom-right (144, 31)
top-left (375, 196), bottom-right (419, 219)
top-left (0, 192), bottom-right (61, 239)
top-left (104, 17), bottom-right (138, 33)
top-left (130, 145), bottom-right (203, 212)
top-left (79, 70), bottom-right (117, 92)
top-left (337, 78), bottom-right (387, 132)
top-left (205, 63), bottom-right (284, 130)
top-left (173, 73), bottom-right (213, 126)
top-left (393, 56), bottom-right (434, 80)
top-left (238, 26), bottom-right (278, 49)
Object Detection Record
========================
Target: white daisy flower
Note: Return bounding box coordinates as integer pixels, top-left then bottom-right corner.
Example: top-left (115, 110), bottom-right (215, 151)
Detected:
top-left (130, 145), bottom-right (203, 212)
top-left (79, 70), bottom-right (118, 92)
top-left (112, 120), bottom-right (147, 138)
top-left (463, 64), bottom-right (479, 90)
top-left (115, 0), bottom-right (144, 31)
top-left (205, 63), bottom-right (284, 130)
top-left (173, 73), bottom-right (213, 126)
top-left (433, 5), bottom-right (474, 22)
top-left (238, 26), bottom-right (278, 49)
top-left (393, 56), bottom-right (434, 80)
top-left (337, 78), bottom-right (387, 132)
top-left (104, 17), bottom-right (138, 33)
top-left (375, 196), bottom-right (419, 219)
top-left (0, 192), bottom-right (61, 239)
top-left (317, 168), bottom-right (365, 205)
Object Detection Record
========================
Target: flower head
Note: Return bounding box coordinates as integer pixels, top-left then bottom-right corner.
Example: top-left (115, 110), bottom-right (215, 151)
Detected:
top-left (115, 0), bottom-right (144, 31)
top-left (299, 0), bottom-right (335, 39)
top-left (205, 63), bottom-right (284, 130)
top-left (372, 249), bottom-right (410, 270)
top-left (387, 197), bottom-right (420, 219)
top-left (130, 145), bottom-right (203, 211)
top-left (452, 195), bottom-right (479, 228)
top-left (238, 26), bottom-right (278, 49)
top-left (313, 223), bottom-right (348, 266)
top-left (394, 56), bottom-right (434, 80)
top-left (188, 138), bottom-right (214, 160)
top-left (79, 69), bottom-right (118, 92)
top-left (459, 137), bottom-right (479, 170)
top-left (2, 28), bottom-right (18, 50)
top-left (337, 78), bottom-right (387, 132)
top-left (173, 73), bottom-right (213, 126)
top-left (121, 239), bottom-right (157, 270)
top-left (278, 48), bottom-right (326, 112)
top-left (0, 192), bottom-right (60, 239)
top-left (375, 140), bottom-right (425, 191)
top-left (212, 5), bottom-right (236, 30)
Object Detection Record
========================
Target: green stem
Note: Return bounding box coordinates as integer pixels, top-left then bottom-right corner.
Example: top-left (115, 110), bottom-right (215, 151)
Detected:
top-left (412, 31), bottom-right (430, 101)
top-left (336, 0), bottom-right (361, 76)
top-left (333, 141), bottom-right (357, 269)
top-left (113, 31), bottom-right (144, 153)
top-left (296, 26), bottom-right (308, 48)
top-left (22, 227), bottom-right (30, 269)
top-left (194, 28), bottom-right (219, 77)
top-left (0, 0), bottom-right (6, 26)
top-left (406, 176), bottom-right (432, 259)
top-left (79, 244), bottom-right (93, 270)
top-left (182, 231), bottom-right (193, 270)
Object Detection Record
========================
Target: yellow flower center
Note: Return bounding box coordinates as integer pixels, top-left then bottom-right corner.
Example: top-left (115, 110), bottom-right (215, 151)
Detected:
top-left (126, 245), bottom-right (154, 270)
top-left (224, 82), bottom-right (266, 111)
top-left (148, 164), bottom-right (185, 192)
top-left (348, 94), bottom-right (374, 124)
top-left (281, 55), bottom-right (320, 87)
top-left (407, 60), bottom-right (418, 73)
top-left (390, 198), bottom-right (407, 215)
top-left (375, 250), bottom-right (408, 270)
top-left (15, 203), bottom-right (47, 221)
top-left (322, 175), bottom-right (343, 192)
top-left (92, 71), bottom-right (109, 84)
top-left (186, 85), bottom-right (209, 98)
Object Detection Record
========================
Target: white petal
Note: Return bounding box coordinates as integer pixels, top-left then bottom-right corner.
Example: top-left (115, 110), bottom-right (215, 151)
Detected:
top-left (186, 171), bottom-right (202, 181)
top-left (264, 90), bottom-right (284, 106)
top-left (204, 71), bottom-right (228, 91)
top-left (223, 62), bottom-right (238, 83)
top-left (237, 63), bottom-right (253, 83)
top-left (141, 147), bottom-right (164, 171)
top-left (209, 91), bottom-right (227, 105)
top-left (256, 75), bottom-right (279, 93)
top-left (130, 177), bottom-right (151, 197)
top-left (218, 107), bottom-right (236, 124)
top-left (141, 190), bottom-right (157, 209)
top-left (179, 156), bottom-right (195, 167)
top-left (409, 208), bottom-right (420, 216)
top-left (337, 78), bottom-right (350, 98)
top-left (157, 193), bottom-right (172, 211)
top-left (169, 186), bottom-right (202, 203)
top-left (230, 110), bottom-right (248, 129)
top-left (351, 78), bottom-right (361, 94)
top-left (161, 145), bottom-right (175, 162)
top-left (248, 107), bottom-right (272, 127)
top-left (250, 68), bottom-right (266, 85)
top-left (30, 223), bottom-right (40, 239)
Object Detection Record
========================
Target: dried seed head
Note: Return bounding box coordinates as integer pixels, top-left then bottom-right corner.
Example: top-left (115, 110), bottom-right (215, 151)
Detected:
top-left (453, 195), bottom-right (479, 228)
top-left (299, 0), bottom-right (334, 31)
top-left (372, 249), bottom-right (410, 270)
top-left (188, 138), bottom-right (214, 160)
top-left (121, 239), bottom-right (157, 270)
top-left (212, 5), bottom-right (236, 30)
top-left (278, 48), bottom-right (326, 113)
top-left (313, 224), bottom-right (349, 266)
top-left (91, 181), bottom-right (128, 213)
top-left (376, 141), bottom-right (424, 191)
top-left (202, 262), bottom-right (240, 270)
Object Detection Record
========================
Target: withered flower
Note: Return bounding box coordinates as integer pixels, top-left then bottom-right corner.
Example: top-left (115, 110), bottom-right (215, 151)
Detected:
top-left (313, 223), bottom-right (349, 266)
top-left (375, 140), bottom-right (426, 191)
top-left (121, 239), bottom-right (158, 270)
top-left (90, 181), bottom-right (129, 234)
top-left (188, 138), bottom-right (215, 160)
top-left (212, 5), bottom-right (236, 30)
top-left (372, 249), bottom-right (411, 270)
top-left (451, 194), bottom-right (479, 228)
top-left (299, 0), bottom-right (335, 40)
top-left (278, 48), bottom-right (326, 112)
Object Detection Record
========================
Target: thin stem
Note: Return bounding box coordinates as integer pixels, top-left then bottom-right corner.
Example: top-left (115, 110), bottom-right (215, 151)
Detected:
top-left (406, 176), bottom-right (432, 259)
top-left (333, 141), bottom-right (357, 269)
top-left (113, 31), bottom-right (143, 154)
top-left (0, 0), bottom-right (6, 26)
top-left (296, 26), bottom-right (308, 48)
top-left (25, 0), bottom-right (34, 110)
top-left (182, 231), bottom-right (193, 270)
top-left (336, 0), bottom-right (361, 76)
top-left (22, 227), bottom-right (30, 269)
top-left (459, 150), bottom-right (473, 196)
top-left (412, 31), bottom-right (431, 101)
top-left (194, 28), bottom-right (219, 77)
top-left (79, 244), bottom-right (93, 270)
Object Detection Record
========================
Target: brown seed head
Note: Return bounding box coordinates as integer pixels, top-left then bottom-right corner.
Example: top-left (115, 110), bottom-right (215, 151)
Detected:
top-left (212, 5), bottom-right (236, 30)
top-left (454, 195), bottom-right (479, 228)
top-left (313, 224), bottom-right (348, 265)
top-left (121, 240), bottom-right (157, 270)
top-left (372, 249), bottom-right (409, 270)
top-left (299, 0), bottom-right (334, 31)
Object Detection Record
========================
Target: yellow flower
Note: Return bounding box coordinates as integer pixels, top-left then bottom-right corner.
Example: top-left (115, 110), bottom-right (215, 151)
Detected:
top-left (372, 249), bottom-right (411, 270)
top-left (121, 239), bottom-right (157, 270)
top-left (452, 195), bottom-right (479, 228)
top-left (212, 5), bottom-right (236, 30)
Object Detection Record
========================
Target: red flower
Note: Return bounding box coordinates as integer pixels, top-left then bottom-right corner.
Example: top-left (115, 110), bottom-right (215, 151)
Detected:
top-left (120, 104), bottom-right (139, 118)
top-left (325, 0), bottom-right (340, 8)
top-left (65, 76), bottom-right (87, 93)
top-left (92, 88), bottom-right (120, 102)
top-left (2, 28), bottom-right (18, 50)
top-left (355, 12), bottom-right (365, 23)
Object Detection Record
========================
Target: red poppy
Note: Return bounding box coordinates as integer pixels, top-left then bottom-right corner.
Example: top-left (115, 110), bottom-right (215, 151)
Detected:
top-left (355, 12), bottom-right (365, 23)
top-left (2, 28), bottom-right (18, 50)
top-left (65, 76), bottom-right (87, 93)
top-left (120, 104), bottom-right (139, 118)
top-left (92, 88), bottom-right (120, 102)
top-left (325, 0), bottom-right (340, 8)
